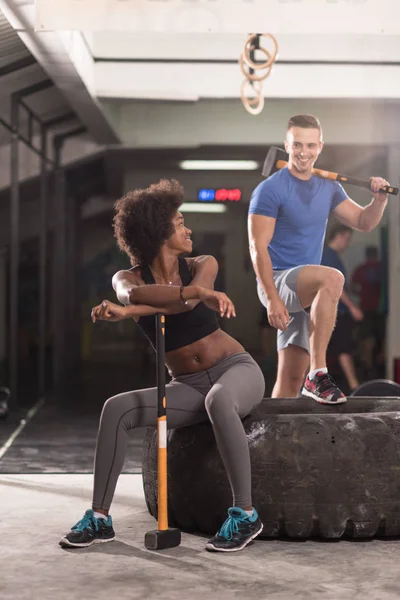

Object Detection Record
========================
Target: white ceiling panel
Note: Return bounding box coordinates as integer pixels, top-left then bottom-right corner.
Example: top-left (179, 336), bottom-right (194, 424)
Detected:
top-left (94, 62), bottom-right (400, 100)
top-left (34, 0), bottom-right (399, 36)
top-left (86, 32), bottom-right (400, 64)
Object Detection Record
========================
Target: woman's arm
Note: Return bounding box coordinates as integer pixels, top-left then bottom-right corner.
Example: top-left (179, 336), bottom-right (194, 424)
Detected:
top-left (96, 256), bottom-right (235, 323)
top-left (93, 288), bottom-right (235, 322)
top-left (177, 255), bottom-right (219, 311)
top-left (91, 300), bottom-right (175, 323)
top-left (112, 256), bottom-right (220, 314)
top-left (112, 268), bottom-right (199, 308)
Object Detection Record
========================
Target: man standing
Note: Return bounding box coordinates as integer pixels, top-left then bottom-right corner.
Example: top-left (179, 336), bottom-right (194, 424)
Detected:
top-left (321, 224), bottom-right (363, 393)
top-left (352, 245), bottom-right (385, 375)
top-left (248, 114), bottom-right (389, 404)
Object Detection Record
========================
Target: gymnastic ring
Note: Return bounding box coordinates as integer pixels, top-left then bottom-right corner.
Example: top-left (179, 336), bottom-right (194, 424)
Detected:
top-left (239, 52), bottom-right (273, 82)
top-left (242, 33), bottom-right (278, 70)
top-left (240, 79), bottom-right (264, 116)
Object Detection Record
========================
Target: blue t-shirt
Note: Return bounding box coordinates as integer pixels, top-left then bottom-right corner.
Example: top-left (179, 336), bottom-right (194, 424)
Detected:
top-left (248, 168), bottom-right (348, 270)
top-left (321, 246), bottom-right (349, 315)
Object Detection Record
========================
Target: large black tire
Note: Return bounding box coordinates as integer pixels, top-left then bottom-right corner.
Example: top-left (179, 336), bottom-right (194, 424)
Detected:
top-left (142, 397), bottom-right (400, 539)
top-left (350, 379), bottom-right (400, 397)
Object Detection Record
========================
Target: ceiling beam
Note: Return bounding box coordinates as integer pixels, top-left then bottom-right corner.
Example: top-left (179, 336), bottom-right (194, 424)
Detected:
top-left (0, 0), bottom-right (121, 145)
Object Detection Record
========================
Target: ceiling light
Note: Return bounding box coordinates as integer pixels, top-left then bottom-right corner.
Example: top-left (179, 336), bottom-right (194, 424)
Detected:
top-left (181, 203), bottom-right (227, 213)
top-left (179, 160), bottom-right (259, 171)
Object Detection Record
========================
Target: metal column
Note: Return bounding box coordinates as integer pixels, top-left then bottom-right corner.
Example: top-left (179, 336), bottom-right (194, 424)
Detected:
top-left (2, 81), bottom-right (85, 401)
top-left (7, 80), bottom-right (53, 404)
top-left (52, 127), bottom-right (86, 387)
top-left (9, 95), bottom-right (19, 404)
top-left (0, 74), bottom-right (82, 405)
top-left (52, 137), bottom-right (66, 387)
top-left (38, 130), bottom-right (48, 396)
top-left (38, 113), bottom-right (75, 396)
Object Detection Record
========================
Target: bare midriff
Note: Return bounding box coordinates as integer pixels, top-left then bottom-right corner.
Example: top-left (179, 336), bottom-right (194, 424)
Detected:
top-left (165, 329), bottom-right (245, 377)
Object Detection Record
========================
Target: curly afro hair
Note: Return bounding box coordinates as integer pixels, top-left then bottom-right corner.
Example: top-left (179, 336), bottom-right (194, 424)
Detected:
top-left (113, 178), bottom-right (184, 266)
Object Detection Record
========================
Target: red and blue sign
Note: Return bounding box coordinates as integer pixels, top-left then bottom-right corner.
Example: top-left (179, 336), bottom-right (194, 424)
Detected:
top-left (198, 188), bottom-right (242, 202)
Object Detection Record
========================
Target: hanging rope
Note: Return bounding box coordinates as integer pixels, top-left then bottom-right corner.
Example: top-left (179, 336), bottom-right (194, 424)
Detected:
top-left (239, 33), bottom-right (278, 116)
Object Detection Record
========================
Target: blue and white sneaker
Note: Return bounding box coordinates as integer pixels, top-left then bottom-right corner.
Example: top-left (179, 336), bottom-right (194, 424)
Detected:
top-left (59, 509), bottom-right (115, 548)
top-left (205, 507), bottom-right (263, 552)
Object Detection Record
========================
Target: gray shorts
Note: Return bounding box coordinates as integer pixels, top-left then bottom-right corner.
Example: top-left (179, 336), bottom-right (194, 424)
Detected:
top-left (257, 266), bottom-right (310, 353)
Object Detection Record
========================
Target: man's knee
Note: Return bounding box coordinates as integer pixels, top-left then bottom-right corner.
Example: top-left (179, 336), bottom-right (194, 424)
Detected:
top-left (319, 268), bottom-right (344, 299)
top-left (298, 265), bottom-right (344, 308)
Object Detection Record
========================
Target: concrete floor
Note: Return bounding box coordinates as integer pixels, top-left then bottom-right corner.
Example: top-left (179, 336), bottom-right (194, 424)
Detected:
top-left (1, 473), bottom-right (400, 600)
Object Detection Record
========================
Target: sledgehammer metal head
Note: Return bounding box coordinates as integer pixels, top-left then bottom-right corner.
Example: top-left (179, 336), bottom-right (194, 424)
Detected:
top-left (262, 146), bottom-right (288, 178)
top-left (144, 527), bottom-right (181, 551)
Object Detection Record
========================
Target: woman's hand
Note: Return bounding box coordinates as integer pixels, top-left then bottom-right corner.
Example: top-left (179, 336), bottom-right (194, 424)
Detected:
top-left (91, 300), bottom-right (128, 323)
top-left (197, 287), bottom-right (236, 318)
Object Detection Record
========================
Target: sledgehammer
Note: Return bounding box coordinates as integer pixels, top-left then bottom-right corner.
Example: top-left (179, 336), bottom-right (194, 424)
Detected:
top-left (144, 313), bottom-right (181, 551)
top-left (262, 146), bottom-right (399, 196)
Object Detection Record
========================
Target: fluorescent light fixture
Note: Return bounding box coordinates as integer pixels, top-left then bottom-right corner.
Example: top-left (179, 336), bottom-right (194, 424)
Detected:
top-left (179, 160), bottom-right (259, 171)
top-left (181, 203), bottom-right (227, 213)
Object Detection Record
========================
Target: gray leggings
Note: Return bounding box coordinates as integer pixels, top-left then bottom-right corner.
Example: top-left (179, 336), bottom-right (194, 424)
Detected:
top-left (92, 352), bottom-right (265, 511)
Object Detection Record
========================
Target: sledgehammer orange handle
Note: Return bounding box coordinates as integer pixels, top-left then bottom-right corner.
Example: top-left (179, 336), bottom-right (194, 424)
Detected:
top-left (276, 160), bottom-right (398, 195)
